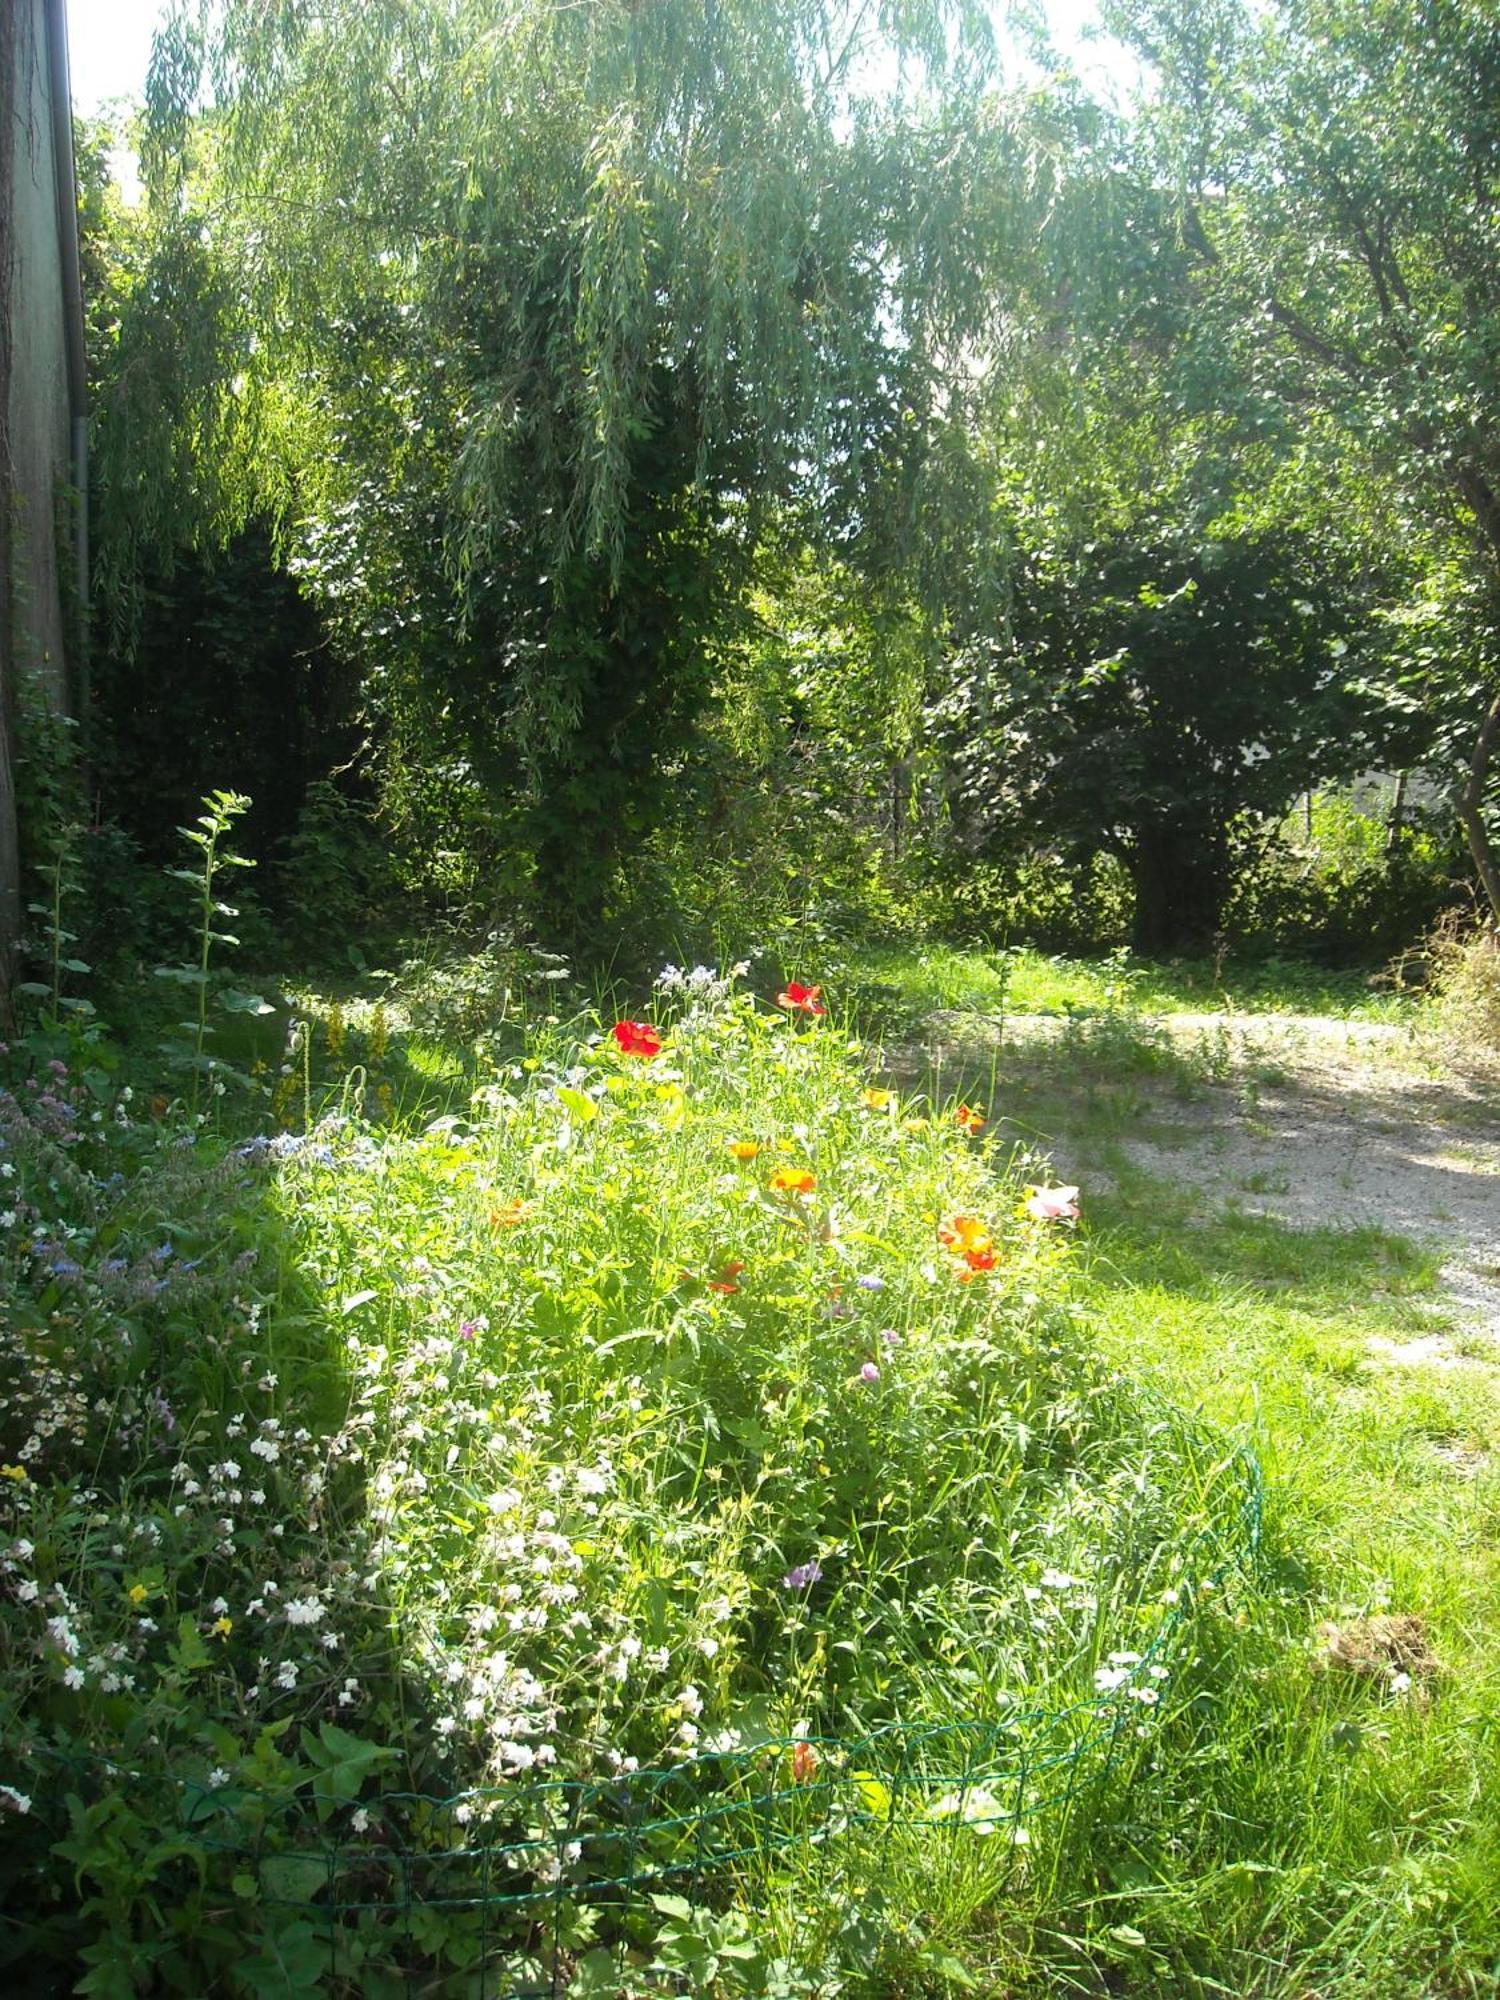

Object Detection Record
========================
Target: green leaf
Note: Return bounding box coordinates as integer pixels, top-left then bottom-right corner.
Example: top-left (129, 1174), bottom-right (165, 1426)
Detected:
top-left (168, 1613), bottom-right (211, 1674)
top-left (237, 1919), bottom-right (328, 1996)
top-left (914, 1947), bottom-right (980, 1990)
top-left (851, 1771), bottom-right (893, 1819)
top-left (259, 1855), bottom-right (334, 1903)
top-left (219, 988), bottom-right (274, 1016)
top-left (299, 1720), bottom-right (399, 1818)
top-left (556, 1085), bottom-right (598, 1124)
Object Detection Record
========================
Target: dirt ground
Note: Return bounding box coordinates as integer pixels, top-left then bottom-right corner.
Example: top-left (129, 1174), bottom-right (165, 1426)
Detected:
top-left (938, 1010), bottom-right (1500, 1350)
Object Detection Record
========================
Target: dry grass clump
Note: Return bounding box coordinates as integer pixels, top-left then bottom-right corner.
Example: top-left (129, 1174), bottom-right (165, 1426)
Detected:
top-left (1421, 913), bottom-right (1500, 1068)
top-left (1314, 1613), bottom-right (1441, 1691)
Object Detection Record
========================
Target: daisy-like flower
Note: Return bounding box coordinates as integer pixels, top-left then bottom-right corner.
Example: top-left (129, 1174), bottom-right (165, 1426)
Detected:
top-left (769, 1167), bottom-right (817, 1196)
top-left (611, 1020), bottom-right (663, 1059)
top-left (726, 1141), bottom-right (760, 1161)
top-left (776, 982), bottom-right (826, 1017)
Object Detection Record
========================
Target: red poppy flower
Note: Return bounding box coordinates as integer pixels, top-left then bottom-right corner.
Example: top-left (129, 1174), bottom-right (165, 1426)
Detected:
top-left (955, 1103), bottom-right (985, 1135)
top-left (707, 1259), bottom-right (745, 1295)
top-left (611, 1020), bottom-right (662, 1058)
top-left (776, 982), bottom-right (826, 1017)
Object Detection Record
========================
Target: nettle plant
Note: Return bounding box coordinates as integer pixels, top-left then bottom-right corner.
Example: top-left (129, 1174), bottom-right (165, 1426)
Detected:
top-left (153, 790), bottom-right (274, 1109)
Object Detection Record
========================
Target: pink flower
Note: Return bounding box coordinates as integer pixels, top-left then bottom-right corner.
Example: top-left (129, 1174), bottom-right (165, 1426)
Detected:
top-left (1024, 1185), bottom-right (1080, 1223)
top-left (859, 1361), bottom-right (880, 1384)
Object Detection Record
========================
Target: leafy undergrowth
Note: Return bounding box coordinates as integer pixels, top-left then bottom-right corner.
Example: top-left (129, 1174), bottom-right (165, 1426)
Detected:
top-left (0, 971), bottom-right (1259, 1996)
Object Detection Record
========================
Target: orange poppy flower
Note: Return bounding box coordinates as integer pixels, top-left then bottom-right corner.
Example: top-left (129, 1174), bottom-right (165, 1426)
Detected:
top-left (769, 1167), bottom-right (817, 1196)
top-left (955, 1103), bottom-right (985, 1135)
top-left (490, 1199), bottom-right (531, 1228)
top-left (938, 1213), bottom-right (992, 1254)
top-left (707, 1260), bottom-right (745, 1295)
top-left (611, 1020), bottom-right (662, 1058)
top-left (777, 982), bottom-right (826, 1017)
top-left (727, 1141), bottom-right (760, 1161)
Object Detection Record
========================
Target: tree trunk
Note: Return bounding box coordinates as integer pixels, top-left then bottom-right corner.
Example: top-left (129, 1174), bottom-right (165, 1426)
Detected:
top-left (1386, 770), bottom-right (1408, 855)
top-left (0, 2), bottom-right (18, 1015)
top-left (1129, 820), bottom-right (1230, 956)
top-left (1457, 682), bottom-right (1500, 926)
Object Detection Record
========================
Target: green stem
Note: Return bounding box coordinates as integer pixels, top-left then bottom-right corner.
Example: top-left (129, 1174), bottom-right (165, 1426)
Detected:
top-left (191, 825), bottom-right (218, 1115)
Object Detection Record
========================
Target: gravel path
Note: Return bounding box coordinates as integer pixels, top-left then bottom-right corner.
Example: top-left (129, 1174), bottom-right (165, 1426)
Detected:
top-left (935, 1010), bottom-right (1500, 1348)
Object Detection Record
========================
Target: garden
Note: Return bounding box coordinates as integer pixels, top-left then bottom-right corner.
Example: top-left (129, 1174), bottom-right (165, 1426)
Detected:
top-left (4, 0), bottom-right (1500, 1993)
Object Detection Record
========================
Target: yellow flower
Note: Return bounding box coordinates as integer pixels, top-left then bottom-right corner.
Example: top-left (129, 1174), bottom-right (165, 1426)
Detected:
top-left (863, 1087), bottom-right (893, 1111)
top-left (727, 1141), bottom-right (760, 1161)
top-left (214, 1616), bottom-right (234, 1639)
top-left (0, 1465), bottom-right (27, 1483)
top-left (769, 1166), bottom-right (817, 1195)
top-left (127, 1583), bottom-right (149, 1606)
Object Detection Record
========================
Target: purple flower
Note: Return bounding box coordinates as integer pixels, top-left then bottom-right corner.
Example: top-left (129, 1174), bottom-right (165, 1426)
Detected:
top-left (881, 1328), bottom-right (900, 1348)
top-left (859, 1361), bottom-right (880, 1384)
top-left (458, 1320), bottom-right (479, 1341)
top-left (856, 1274), bottom-right (883, 1292)
top-left (781, 1560), bottom-right (823, 1592)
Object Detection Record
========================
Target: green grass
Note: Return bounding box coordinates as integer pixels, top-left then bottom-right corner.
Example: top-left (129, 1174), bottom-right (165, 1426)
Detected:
top-left (838, 942), bottom-right (1418, 1031)
top-left (867, 938), bottom-right (1500, 1995)
top-left (1029, 1174), bottom-right (1500, 1995)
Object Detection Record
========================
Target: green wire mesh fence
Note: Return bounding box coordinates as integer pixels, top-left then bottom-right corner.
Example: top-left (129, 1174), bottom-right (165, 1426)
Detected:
top-left (21, 1439), bottom-right (1262, 1996)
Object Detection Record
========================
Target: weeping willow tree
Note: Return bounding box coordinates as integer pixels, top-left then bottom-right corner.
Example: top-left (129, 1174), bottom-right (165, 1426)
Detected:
top-left (96, 0), bottom-right (1069, 933)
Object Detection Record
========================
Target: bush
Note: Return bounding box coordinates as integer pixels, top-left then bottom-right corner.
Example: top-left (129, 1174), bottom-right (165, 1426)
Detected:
top-left (1223, 793), bottom-right (1462, 964)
